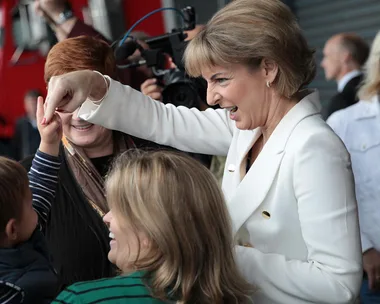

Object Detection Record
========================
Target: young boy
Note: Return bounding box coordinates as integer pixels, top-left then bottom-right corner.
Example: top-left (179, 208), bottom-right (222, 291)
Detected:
top-left (0, 97), bottom-right (62, 303)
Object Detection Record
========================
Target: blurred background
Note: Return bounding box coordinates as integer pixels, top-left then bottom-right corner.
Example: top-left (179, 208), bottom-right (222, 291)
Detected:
top-left (1, 0), bottom-right (379, 157)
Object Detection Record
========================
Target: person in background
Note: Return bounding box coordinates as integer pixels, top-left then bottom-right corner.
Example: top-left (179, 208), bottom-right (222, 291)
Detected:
top-left (12, 90), bottom-right (42, 161)
top-left (321, 33), bottom-right (369, 120)
top-left (138, 24), bottom-right (213, 168)
top-left (42, 0), bottom-right (363, 303)
top-left (54, 150), bottom-right (252, 304)
top-left (21, 35), bottom-right (163, 289)
top-left (34, 0), bottom-right (107, 42)
top-left (0, 97), bottom-right (61, 303)
top-left (139, 25), bottom-right (205, 102)
top-left (33, 0), bottom-right (134, 86)
top-left (115, 31), bottom-right (156, 91)
top-left (327, 31), bottom-right (380, 303)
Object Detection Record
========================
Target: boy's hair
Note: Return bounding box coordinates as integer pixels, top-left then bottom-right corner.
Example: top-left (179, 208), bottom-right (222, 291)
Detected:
top-left (0, 157), bottom-right (29, 235)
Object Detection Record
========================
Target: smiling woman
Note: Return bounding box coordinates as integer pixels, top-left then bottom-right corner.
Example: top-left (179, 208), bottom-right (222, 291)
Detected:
top-left (22, 35), bottom-right (162, 289)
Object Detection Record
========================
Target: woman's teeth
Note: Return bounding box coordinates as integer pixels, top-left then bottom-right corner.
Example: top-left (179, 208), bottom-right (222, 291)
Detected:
top-left (230, 106), bottom-right (238, 113)
top-left (73, 124), bottom-right (92, 130)
top-left (109, 232), bottom-right (115, 239)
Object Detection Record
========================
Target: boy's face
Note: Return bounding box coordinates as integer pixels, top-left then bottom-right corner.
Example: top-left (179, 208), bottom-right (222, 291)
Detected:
top-left (16, 188), bottom-right (38, 243)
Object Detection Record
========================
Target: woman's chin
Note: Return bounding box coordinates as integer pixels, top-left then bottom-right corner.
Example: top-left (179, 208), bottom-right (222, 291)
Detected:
top-left (107, 250), bottom-right (116, 265)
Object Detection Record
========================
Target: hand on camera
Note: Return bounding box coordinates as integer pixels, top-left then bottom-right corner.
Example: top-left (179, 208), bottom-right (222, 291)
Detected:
top-left (141, 78), bottom-right (163, 101)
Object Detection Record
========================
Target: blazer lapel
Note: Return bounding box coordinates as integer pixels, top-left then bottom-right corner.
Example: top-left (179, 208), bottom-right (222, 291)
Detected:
top-left (227, 90), bottom-right (321, 234)
top-left (228, 145), bottom-right (284, 234)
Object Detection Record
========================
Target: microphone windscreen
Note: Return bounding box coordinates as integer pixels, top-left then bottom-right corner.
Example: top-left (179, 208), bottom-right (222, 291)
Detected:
top-left (115, 40), bottom-right (139, 62)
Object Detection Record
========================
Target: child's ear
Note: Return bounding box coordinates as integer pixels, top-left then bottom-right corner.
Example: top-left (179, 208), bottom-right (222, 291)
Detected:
top-left (4, 218), bottom-right (18, 242)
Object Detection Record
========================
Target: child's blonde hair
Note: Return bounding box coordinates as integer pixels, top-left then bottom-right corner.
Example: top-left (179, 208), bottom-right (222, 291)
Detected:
top-left (106, 150), bottom-right (252, 303)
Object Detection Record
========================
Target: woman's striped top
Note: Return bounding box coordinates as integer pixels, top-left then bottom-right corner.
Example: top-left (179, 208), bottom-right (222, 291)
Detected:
top-left (53, 272), bottom-right (167, 304)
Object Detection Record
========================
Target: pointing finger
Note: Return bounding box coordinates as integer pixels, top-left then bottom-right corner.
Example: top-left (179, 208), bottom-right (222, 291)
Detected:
top-left (36, 96), bottom-right (45, 125)
top-left (44, 82), bottom-right (68, 123)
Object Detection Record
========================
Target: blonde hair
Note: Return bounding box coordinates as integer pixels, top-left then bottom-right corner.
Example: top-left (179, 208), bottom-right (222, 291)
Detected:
top-left (358, 31), bottom-right (380, 100)
top-left (106, 150), bottom-right (252, 303)
top-left (184, 0), bottom-right (316, 98)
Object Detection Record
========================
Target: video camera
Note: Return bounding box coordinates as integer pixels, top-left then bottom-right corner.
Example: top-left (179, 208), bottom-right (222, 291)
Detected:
top-left (114, 7), bottom-right (207, 108)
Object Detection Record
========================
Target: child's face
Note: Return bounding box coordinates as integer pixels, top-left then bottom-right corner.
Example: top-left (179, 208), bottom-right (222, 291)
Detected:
top-left (103, 209), bottom-right (149, 271)
top-left (16, 188), bottom-right (38, 243)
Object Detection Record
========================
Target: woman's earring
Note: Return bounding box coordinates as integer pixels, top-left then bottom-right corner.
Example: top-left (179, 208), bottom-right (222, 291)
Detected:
top-left (266, 81), bottom-right (271, 88)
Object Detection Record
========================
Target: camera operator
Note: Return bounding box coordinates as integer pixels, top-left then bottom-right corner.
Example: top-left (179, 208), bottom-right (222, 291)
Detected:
top-left (122, 32), bottom-right (157, 92)
top-left (140, 25), bottom-right (205, 103)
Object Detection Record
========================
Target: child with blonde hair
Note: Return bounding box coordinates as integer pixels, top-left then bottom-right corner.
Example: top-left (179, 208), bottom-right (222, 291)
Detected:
top-left (55, 150), bottom-right (252, 303)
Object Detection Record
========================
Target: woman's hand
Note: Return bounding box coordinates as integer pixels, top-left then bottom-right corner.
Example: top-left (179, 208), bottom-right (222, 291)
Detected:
top-left (44, 70), bottom-right (108, 123)
top-left (37, 97), bottom-right (62, 156)
top-left (140, 78), bottom-right (163, 101)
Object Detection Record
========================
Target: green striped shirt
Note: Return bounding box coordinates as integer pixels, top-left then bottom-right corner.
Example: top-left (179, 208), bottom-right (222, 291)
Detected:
top-left (53, 272), bottom-right (166, 304)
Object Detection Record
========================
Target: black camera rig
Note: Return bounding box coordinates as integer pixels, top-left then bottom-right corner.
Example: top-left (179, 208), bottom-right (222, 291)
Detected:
top-left (114, 6), bottom-right (207, 108)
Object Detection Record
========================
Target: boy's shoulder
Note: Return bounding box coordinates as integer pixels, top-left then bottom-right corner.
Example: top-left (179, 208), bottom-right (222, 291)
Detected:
top-left (0, 230), bottom-right (59, 302)
top-left (55, 272), bottom-right (166, 303)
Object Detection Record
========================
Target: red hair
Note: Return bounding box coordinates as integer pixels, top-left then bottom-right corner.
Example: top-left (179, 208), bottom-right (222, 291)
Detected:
top-left (44, 35), bottom-right (117, 82)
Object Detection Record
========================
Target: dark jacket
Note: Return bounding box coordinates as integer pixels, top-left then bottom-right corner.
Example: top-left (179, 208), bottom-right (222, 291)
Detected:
top-left (0, 230), bottom-right (59, 304)
top-left (322, 74), bottom-right (363, 120)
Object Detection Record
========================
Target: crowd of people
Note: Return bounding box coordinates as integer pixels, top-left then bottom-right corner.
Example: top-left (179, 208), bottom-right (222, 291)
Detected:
top-left (1, 0), bottom-right (380, 303)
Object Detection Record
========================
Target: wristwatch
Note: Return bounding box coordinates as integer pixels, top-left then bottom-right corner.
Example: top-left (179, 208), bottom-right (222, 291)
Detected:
top-left (56, 10), bottom-right (74, 25)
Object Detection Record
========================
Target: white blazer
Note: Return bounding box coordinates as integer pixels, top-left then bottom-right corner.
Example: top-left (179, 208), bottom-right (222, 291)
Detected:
top-left (79, 79), bottom-right (362, 304)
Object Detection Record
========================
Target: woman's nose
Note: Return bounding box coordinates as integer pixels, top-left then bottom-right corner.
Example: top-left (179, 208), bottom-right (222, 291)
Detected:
top-left (72, 108), bottom-right (81, 120)
top-left (206, 88), bottom-right (220, 106)
top-left (103, 211), bottom-right (112, 224)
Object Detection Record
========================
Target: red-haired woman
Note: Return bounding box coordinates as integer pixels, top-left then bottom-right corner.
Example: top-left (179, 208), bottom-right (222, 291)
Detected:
top-left (22, 35), bottom-right (159, 289)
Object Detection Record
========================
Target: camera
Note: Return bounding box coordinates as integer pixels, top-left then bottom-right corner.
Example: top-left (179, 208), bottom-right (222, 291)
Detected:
top-left (114, 7), bottom-right (207, 109)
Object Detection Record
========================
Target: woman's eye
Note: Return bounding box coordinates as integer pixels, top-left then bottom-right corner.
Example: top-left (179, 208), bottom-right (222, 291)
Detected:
top-left (216, 78), bottom-right (229, 84)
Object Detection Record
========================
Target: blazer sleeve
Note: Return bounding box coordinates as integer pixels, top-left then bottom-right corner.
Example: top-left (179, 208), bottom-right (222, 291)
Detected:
top-left (78, 77), bottom-right (234, 156)
top-left (235, 130), bottom-right (362, 303)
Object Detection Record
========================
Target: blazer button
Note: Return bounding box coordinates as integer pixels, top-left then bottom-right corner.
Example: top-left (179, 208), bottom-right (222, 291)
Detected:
top-left (227, 164), bottom-right (236, 172)
top-left (262, 211), bottom-right (271, 219)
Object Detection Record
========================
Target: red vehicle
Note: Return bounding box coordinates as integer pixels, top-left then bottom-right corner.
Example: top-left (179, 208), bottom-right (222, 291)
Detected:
top-left (0, 0), bottom-right (165, 139)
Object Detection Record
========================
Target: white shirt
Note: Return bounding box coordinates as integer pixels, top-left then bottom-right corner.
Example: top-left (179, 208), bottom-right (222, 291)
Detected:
top-left (337, 70), bottom-right (362, 93)
top-left (328, 95), bottom-right (380, 253)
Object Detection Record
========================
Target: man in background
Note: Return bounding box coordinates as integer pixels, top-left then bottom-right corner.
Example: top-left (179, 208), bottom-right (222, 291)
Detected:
top-left (12, 90), bottom-right (42, 160)
top-left (321, 33), bottom-right (369, 120)
top-left (34, 0), bottom-right (107, 42)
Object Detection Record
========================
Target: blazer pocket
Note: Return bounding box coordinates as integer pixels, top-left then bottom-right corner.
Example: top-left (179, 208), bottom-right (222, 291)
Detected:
top-left (348, 139), bottom-right (380, 182)
top-left (348, 139), bottom-right (380, 153)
